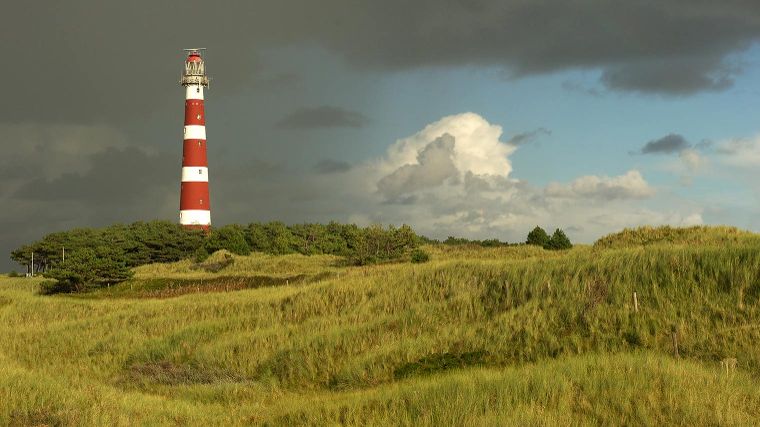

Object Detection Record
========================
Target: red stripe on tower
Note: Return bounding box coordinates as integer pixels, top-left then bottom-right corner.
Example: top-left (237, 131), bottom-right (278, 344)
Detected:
top-left (179, 49), bottom-right (211, 229)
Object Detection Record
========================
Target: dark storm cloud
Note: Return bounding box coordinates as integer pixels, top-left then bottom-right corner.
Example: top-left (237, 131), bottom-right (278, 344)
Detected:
top-left (3, 0), bottom-right (760, 125)
top-left (601, 57), bottom-right (735, 95)
top-left (639, 134), bottom-right (691, 155)
top-left (508, 128), bottom-right (551, 146)
top-left (276, 106), bottom-right (368, 130)
top-left (301, 1), bottom-right (760, 95)
top-left (13, 147), bottom-right (174, 204)
top-left (313, 159), bottom-right (352, 174)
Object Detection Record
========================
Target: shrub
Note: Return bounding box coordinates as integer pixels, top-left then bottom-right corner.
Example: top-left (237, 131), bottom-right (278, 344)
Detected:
top-left (410, 249), bottom-right (430, 263)
top-left (44, 247), bottom-right (133, 294)
top-left (38, 279), bottom-right (71, 295)
top-left (526, 226), bottom-right (550, 247)
top-left (7, 271), bottom-right (19, 278)
top-left (547, 228), bottom-right (572, 250)
top-left (205, 225), bottom-right (251, 256)
top-left (193, 246), bottom-right (210, 263)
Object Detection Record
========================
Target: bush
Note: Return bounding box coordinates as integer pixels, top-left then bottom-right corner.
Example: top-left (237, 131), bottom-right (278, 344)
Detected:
top-left (547, 228), bottom-right (572, 250)
top-left (44, 247), bottom-right (133, 294)
top-left (410, 249), bottom-right (430, 263)
top-left (193, 246), bottom-right (210, 263)
top-left (526, 226), bottom-right (550, 247)
top-left (7, 271), bottom-right (19, 278)
top-left (443, 236), bottom-right (507, 247)
top-left (38, 279), bottom-right (74, 295)
top-left (205, 225), bottom-right (251, 256)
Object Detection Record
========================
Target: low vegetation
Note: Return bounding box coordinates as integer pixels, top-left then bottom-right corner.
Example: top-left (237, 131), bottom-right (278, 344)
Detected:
top-left (594, 225), bottom-right (759, 249)
top-left (0, 225), bottom-right (758, 424)
top-left (13, 221), bottom-right (573, 294)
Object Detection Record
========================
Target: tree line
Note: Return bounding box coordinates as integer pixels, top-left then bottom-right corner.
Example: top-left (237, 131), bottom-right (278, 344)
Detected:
top-left (437, 226), bottom-right (572, 250)
top-left (10, 221), bottom-right (423, 291)
top-left (10, 221), bottom-right (571, 293)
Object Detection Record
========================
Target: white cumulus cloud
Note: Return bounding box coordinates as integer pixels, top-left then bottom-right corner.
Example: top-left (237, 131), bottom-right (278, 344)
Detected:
top-left (380, 112), bottom-right (515, 179)
top-left (545, 170), bottom-right (655, 200)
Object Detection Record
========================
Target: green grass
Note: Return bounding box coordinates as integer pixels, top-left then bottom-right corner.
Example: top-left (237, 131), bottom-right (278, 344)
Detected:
top-left (2, 226), bottom-right (760, 425)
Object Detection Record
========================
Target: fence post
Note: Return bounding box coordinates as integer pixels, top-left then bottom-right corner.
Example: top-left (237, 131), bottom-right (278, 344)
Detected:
top-left (671, 328), bottom-right (679, 358)
top-left (633, 291), bottom-right (639, 313)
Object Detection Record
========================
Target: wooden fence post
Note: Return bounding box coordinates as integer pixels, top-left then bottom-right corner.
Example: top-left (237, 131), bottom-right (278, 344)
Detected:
top-left (671, 328), bottom-right (679, 358)
top-left (633, 291), bottom-right (639, 313)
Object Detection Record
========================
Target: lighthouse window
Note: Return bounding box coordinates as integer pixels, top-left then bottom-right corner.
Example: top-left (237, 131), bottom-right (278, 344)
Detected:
top-left (199, 169), bottom-right (203, 174)
top-left (198, 141), bottom-right (201, 147)
top-left (200, 199), bottom-right (204, 205)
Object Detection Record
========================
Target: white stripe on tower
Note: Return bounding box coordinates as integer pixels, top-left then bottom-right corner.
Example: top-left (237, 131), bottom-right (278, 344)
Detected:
top-left (181, 167), bottom-right (209, 182)
top-left (186, 85), bottom-right (204, 100)
top-left (183, 125), bottom-right (206, 140)
top-left (179, 210), bottom-right (211, 225)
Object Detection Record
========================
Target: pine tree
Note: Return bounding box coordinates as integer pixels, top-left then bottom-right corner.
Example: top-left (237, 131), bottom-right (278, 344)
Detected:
top-left (526, 226), bottom-right (550, 247)
top-left (547, 228), bottom-right (573, 250)
top-left (43, 246), bottom-right (133, 293)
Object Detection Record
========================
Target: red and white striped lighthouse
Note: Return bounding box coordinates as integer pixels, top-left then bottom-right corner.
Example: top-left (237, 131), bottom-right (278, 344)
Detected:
top-left (179, 49), bottom-right (211, 229)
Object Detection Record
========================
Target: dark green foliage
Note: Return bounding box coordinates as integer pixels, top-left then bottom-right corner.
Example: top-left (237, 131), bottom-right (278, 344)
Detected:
top-left (444, 236), bottom-right (472, 245)
top-left (524, 226), bottom-right (572, 250)
top-left (192, 246), bottom-right (210, 263)
top-left (12, 220), bottom-right (425, 279)
top-left (480, 238), bottom-right (503, 247)
top-left (246, 222), bottom-right (298, 255)
top-left (7, 271), bottom-right (19, 278)
top-left (443, 236), bottom-right (509, 247)
top-left (347, 224), bottom-right (418, 266)
top-left (410, 249), bottom-right (430, 263)
top-left (244, 222), bottom-right (419, 264)
top-left (38, 280), bottom-right (65, 295)
top-left (547, 228), bottom-right (573, 250)
top-left (10, 221), bottom-right (204, 274)
top-left (526, 226), bottom-right (550, 247)
top-left (205, 225), bottom-right (250, 256)
top-left (42, 246), bottom-right (133, 293)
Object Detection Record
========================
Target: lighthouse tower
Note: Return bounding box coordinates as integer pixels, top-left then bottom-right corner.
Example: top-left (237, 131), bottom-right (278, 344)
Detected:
top-left (179, 49), bottom-right (211, 229)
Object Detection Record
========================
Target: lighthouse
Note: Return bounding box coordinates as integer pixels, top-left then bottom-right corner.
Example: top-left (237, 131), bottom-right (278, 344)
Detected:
top-left (179, 49), bottom-right (211, 229)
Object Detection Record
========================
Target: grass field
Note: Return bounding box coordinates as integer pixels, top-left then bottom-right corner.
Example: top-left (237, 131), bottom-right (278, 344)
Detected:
top-left (2, 226), bottom-right (760, 425)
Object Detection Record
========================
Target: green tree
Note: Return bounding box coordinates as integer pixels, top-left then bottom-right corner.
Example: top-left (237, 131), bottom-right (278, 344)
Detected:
top-left (526, 226), bottom-right (550, 247)
top-left (547, 228), bottom-right (573, 250)
top-left (205, 224), bottom-right (251, 255)
top-left (265, 221), bottom-right (298, 255)
top-left (43, 247), bottom-right (133, 293)
top-left (246, 223), bottom-right (271, 253)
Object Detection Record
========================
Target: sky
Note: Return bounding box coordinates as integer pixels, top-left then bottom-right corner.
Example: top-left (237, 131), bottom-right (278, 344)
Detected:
top-left (5, 1), bottom-right (760, 269)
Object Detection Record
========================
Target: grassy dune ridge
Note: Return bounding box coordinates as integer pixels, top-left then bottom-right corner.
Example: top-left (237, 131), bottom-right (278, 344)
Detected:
top-left (2, 226), bottom-right (760, 424)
